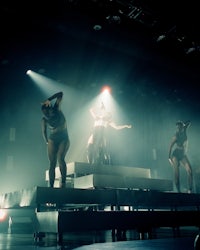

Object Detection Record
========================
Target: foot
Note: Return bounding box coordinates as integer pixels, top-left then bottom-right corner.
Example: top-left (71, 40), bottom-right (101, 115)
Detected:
top-left (60, 182), bottom-right (66, 188)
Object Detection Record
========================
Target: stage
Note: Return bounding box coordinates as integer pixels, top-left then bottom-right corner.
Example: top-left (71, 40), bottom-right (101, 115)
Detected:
top-left (0, 232), bottom-right (197, 250)
top-left (0, 162), bottom-right (200, 246)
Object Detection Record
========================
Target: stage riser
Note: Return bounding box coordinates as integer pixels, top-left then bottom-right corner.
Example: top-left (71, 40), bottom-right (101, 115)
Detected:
top-left (1, 187), bottom-right (200, 210)
top-left (45, 162), bottom-right (151, 181)
top-left (36, 210), bottom-right (200, 233)
top-left (73, 174), bottom-right (173, 191)
top-left (45, 162), bottom-right (172, 192)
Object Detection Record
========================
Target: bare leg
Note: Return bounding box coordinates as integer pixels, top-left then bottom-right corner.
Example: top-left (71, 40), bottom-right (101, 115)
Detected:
top-left (47, 140), bottom-right (58, 187)
top-left (57, 140), bottom-right (70, 187)
top-left (87, 143), bottom-right (94, 164)
top-left (102, 137), bottom-right (111, 165)
top-left (171, 157), bottom-right (180, 192)
top-left (181, 157), bottom-right (193, 193)
top-left (87, 135), bottom-right (94, 164)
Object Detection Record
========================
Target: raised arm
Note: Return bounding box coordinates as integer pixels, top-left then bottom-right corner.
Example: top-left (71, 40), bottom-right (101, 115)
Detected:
top-left (48, 91), bottom-right (63, 101)
top-left (42, 92), bottom-right (63, 109)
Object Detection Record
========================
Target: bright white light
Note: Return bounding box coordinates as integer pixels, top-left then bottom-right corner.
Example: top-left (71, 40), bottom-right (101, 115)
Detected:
top-left (101, 85), bottom-right (111, 94)
top-left (97, 85), bottom-right (112, 109)
top-left (0, 209), bottom-right (7, 221)
top-left (26, 70), bottom-right (63, 96)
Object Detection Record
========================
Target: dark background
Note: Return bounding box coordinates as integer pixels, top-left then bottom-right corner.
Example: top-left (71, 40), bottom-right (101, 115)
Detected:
top-left (0, 0), bottom-right (200, 193)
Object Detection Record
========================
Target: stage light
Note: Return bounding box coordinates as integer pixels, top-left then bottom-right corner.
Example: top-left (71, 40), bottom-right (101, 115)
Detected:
top-left (106, 15), bottom-right (121, 24)
top-left (95, 85), bottom-right (114, 112)
top-left (0, 209), bottom-right (7, 221)
top-left (156, 34), bottom-right (166, 42)
top-left (26, 70), bottom-right (62, 95)
top-left (101, 85), bottom-right (111, 94)
top-left (185, 47), bottom-right (196, 54)
top-left (26, 70), bottom-right (32, 75)
top-left (93, 25), bottom-right (102, 31)
top-left (185, 43), bottom-right (200, 55)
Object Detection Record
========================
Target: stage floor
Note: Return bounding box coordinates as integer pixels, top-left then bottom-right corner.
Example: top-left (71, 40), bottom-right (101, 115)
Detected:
top-left (0, 230), bottom-right (197, 250)
top-left (1, 184), bottom-right (200, 249)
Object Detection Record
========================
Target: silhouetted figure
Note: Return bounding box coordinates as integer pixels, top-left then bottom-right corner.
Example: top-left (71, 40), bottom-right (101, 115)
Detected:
top-left (87, 102), bottom-right (131, 165)
top-left (168, 120), bottom-right (193, 193)
top-left (41, 92), bottom-right (70, 188)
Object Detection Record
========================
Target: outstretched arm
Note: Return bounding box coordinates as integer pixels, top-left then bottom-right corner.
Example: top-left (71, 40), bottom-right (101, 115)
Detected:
top-left (109, 122), bottom-right (132, 130)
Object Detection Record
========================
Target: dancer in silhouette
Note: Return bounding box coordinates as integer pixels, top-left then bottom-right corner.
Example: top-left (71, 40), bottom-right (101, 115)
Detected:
top-left (41, 92), bottom-right (70, 188)
top-left (168, 120), bottom-right (193, 193)
top-left (87, 102), bottom-right (131, 165)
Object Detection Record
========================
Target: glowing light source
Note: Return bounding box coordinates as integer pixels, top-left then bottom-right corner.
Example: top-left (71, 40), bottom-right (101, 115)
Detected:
top-left (0, 209), bottom-right (7, 221)
top-left (101, 85), bottom-right (111, 94)
top-left (26, 70), bottom-right (62, 95)
top-left (97, 86), bottom-right (112, 109)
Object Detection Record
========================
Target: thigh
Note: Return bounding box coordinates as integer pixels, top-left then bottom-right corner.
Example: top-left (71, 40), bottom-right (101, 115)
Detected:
top-left (47, 139), bottom-right (58, 161)
top-left (181, 156), bottom-right (192, 171)
top-left (57, 139), bottom-right (70, 159)
top-left (170, 156), bottom-right (180, 172)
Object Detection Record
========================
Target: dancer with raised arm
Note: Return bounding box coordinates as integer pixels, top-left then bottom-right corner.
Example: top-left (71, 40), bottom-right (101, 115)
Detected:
top-left (169, 120), bottom-right (193, 193)
top-left (87, 102), bottom-right (131, 165)
top-left (41, 92), bottom-right (70, 188)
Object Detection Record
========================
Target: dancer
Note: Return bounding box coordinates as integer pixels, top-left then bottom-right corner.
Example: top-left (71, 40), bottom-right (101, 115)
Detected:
top-left (41, 91), bottom-right (70, 188)
top-left (87, 102), bottom-right (132, 165)
top-left (168, 120), bottom-right (193, 193)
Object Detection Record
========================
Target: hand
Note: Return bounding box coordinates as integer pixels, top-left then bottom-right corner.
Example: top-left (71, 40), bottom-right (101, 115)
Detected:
top-left (42, 100), bottom-right (51, 107)
top-left (168, 158), bottom-right (173, 165)
top-left (126, 125), bottom-right (132, 128)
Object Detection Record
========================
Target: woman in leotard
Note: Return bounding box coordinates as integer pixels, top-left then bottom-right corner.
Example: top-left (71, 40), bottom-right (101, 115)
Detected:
top-left (41, 92), bottom-right (70, 188)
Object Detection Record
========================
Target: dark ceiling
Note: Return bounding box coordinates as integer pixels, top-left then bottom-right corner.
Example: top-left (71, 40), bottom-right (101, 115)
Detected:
top-left (0, 0), bottom-right (200, 108)
top-left (1, 0), bottom-right (199, 51)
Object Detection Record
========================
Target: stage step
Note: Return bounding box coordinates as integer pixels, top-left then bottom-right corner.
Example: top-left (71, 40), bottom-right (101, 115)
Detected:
top-left (44, 162), bottom-right (172, 191)
top-left (45, 162), bottom-right (153, 188)
top-left (1, 187), bottom-right (200, 210)
top-left (45, 161), bottom-right (151, 181)
top-left (68, 162), bottom-right (151, 178)
top-left (73, 174), bottom-right (173, 191)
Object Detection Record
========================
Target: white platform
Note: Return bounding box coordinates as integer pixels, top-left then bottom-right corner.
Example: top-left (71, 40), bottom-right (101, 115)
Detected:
top-left (45, 162), bottom-right (173, 191)
top-left (45, 162), bottom-right (151, 181)
top-left (73, 174), bottom-right (173, 191)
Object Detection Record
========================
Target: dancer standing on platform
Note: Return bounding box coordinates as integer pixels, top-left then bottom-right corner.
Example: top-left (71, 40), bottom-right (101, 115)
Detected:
top-left (168, 120), bottom-right (193, 193)
top-left (41, 91), bottom-right (70, 188)
top-left (87, 102), bottom-right (132, 165)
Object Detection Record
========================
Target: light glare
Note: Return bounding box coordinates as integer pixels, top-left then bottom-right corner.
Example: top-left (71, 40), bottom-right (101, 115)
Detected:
top-left (0, 209), bottom-right (7, 221)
